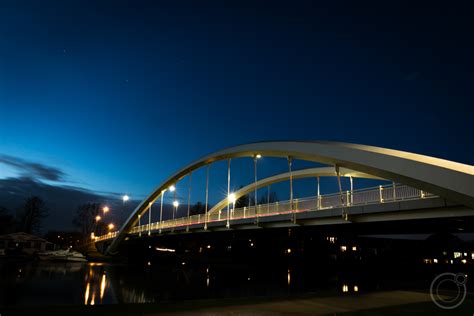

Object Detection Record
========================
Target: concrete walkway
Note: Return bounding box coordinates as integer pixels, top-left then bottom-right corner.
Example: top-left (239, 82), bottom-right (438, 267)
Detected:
top-left (3, 290), bottom-right (473, 316)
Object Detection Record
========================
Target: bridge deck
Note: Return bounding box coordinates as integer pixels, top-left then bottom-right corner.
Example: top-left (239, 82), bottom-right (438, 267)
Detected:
top-left (95, 184), bottom-right (474, 242)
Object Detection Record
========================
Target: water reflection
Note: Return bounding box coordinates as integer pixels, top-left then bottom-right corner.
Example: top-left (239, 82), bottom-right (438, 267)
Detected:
top-left (0, 260), bottom-right (384, 307)
top-left (84, 263), bottom-right (110, 305)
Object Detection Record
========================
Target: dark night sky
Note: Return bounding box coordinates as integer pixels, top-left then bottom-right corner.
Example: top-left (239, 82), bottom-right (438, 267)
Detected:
top-left (0, 1), bottom-right (473, 230)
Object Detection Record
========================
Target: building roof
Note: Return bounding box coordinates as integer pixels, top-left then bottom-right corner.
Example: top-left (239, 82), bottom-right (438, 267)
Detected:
top-left (0, 232), bottom-right (50, 243)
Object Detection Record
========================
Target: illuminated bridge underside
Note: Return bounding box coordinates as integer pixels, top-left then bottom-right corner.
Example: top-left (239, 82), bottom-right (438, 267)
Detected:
top-left (105, 141), bottom-right (474, 254)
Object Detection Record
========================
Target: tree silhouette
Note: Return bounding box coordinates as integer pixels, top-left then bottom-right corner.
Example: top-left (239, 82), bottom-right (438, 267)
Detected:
top-left (72, 203), bottom-right (106, 236)
top-left (0, 206), bottom-right (14, 234)
top-left (259, 191), bottom-right (278, 204)
top-left (19, 196), bottom-right (49, 234)
top-left (190, 202), bottom-right (205, 215)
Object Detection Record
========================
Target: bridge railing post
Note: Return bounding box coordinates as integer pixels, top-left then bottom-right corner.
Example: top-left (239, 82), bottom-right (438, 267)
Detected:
top-left (379, 185), bottom-right (384, 203)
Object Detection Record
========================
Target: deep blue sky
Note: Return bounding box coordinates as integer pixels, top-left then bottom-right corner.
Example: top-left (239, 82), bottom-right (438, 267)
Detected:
top-left (0, 1), bottom-right (473, 229)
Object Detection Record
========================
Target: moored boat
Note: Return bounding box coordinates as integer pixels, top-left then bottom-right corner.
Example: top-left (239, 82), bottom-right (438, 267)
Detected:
top-left (38, 248), bottom-right (87, 262)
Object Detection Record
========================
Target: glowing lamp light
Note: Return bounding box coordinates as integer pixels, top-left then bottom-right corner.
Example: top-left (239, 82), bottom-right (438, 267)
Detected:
top-left (103, 206), bottom-right (109, 213)
top-left (255, 154), bottom-right (262, 159)
top-left (108, 223), bottom-right (115, 230)
top-left (173, 200), bottom-right (179, 208)
top-left (228, 193), bottom-right (236, 204)
top-left (123, 195), bottom-right (130, 202)
top-left (95, 215), bottom-right (101, 222)
top-left (169, 185), bottom-right (176, 192)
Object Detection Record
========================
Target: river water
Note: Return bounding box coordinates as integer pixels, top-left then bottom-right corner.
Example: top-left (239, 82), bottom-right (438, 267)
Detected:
top-left (0, 259), bottom-right (391, 307)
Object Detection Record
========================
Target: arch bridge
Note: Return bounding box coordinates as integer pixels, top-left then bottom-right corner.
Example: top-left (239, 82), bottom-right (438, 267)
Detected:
top-left (94, 141), bottom-right (474, 255)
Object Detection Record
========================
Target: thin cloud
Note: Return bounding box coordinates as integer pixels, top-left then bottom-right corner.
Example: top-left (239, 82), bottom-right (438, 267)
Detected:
top-left (0, 154), bottom-right (66, 182)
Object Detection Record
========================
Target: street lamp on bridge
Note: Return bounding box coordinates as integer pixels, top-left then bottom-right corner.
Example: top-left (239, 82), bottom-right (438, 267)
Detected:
top-left (173, 200), bottom-right (179, 220)
top-left (227, 193), bottom-right (236, 228)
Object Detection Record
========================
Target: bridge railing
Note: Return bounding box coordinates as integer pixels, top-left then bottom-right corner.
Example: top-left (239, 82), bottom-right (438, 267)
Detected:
top-left (100, 183), bottom-right (436, 240)
top-left (94, 230), bottom-right (118, 242)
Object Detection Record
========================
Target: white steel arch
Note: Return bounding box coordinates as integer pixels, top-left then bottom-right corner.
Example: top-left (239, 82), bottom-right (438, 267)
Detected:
top-left (207, 166), bottom-right (382, 215)
top-left (106, 141), bottom-right (474, 254)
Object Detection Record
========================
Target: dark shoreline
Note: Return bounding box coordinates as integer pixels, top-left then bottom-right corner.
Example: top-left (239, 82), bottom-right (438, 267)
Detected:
top-left (2, 290), bottom-right (474, 316)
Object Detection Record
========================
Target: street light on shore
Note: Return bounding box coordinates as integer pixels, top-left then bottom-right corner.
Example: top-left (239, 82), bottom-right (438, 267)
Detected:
top-left (108, 223), bottom-right (115, 230)
top-left (122, 195), bottom-right (129, 202)
top-left (103, 206), bottom-right (109, 214)
top-left (95, 215), bottom-right (101, 222)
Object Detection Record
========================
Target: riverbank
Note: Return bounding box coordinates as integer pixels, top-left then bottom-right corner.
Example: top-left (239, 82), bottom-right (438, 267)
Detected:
top-left (2, 290), bottom-right (473, 316)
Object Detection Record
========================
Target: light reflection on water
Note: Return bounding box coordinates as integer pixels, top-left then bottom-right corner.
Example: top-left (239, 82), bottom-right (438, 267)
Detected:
top-left (0, 261), bottom-right (365, 307)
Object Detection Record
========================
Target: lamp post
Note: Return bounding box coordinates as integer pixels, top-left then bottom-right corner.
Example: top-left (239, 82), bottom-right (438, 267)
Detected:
top-left (288, 156), bottom-right (294, 223)
top-left (227, 193), bottom-right (236, 228)
top-left (186, 173), bottom-right (192, 231)
top-left (226, 159), bottom-right (231, 228)
top-left (169, 185), bottom-right (176, 219)
top-left (159, 190), bottom-right (164, 233)
top-left (95, 215), bottom-right (101, 235)
top-left (159, 185), bottom-right (175, 233)
top-left (172, 200), bottom-right (179, 232)
top-left (173, 200), bottom-right (179, 219)
top-left (122, 195), bottom-right (129, 215)
top-left (204, 165), bottom-right (210, 230)
top-left (253, 154), bottom-right (261, 224)
top-left (108, 223), bottom-right (115, 237)
top-left (148, 202), bottom-right (152, 236)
